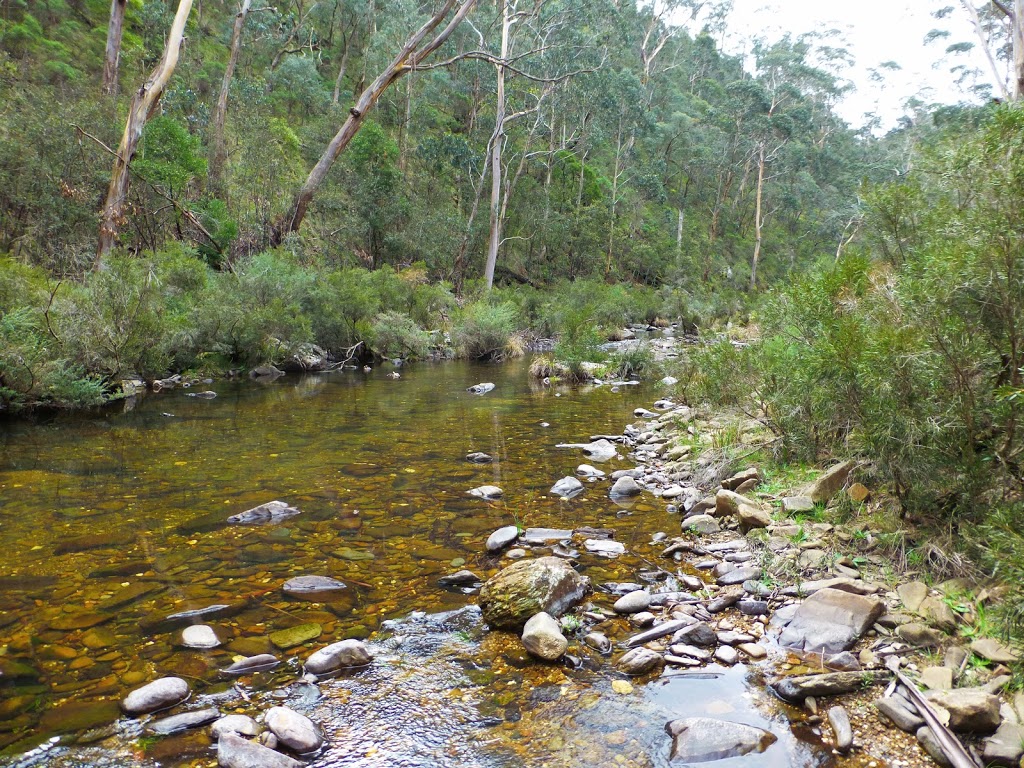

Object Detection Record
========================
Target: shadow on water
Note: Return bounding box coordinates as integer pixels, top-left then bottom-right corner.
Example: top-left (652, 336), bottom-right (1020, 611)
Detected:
top-left (0, 360), bottom-right (840, 767)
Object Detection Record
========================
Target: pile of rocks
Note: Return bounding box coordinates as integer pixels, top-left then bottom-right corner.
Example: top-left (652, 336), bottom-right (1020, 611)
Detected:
top-left (118, 638), bottom-right (373, 767)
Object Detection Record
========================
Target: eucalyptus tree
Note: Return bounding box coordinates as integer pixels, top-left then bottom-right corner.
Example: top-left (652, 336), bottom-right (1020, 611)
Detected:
top-left (269, 0), bottom-right (477, 244)
top-left (96, 0), bottom-right (195, 264)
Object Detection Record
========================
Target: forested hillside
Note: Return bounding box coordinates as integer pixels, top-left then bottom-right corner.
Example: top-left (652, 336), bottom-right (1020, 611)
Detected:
top-left (1, 0), bottom-right (878, 286)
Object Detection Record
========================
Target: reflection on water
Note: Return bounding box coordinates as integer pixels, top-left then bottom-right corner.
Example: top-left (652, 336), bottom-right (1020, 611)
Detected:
top-left (0, 360), bottom-right (838, 767)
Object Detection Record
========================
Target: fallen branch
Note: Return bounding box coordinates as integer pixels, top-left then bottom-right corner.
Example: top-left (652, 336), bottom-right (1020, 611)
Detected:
top-left (884, 656), bottom-right (980, 768)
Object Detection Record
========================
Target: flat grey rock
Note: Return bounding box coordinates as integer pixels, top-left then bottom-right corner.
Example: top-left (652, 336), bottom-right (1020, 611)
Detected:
top-left (469, 485), bottom-right (503, 500)
top-left (304, 639), bottom-right (372, 674)
top-left (217, 731), bottom-right (303, 768)
top-left (146, 707), bottom-right (219, 735)
top-left (778, 587), bottom-right (886, 654)
top-left (549, 476), bottom-right (585, 498)
top-left (666, 717), bottom-right (777, 762)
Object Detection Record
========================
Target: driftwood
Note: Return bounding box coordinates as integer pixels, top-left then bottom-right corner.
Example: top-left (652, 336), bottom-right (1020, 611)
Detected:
top-left (884, 656), bottom-right (980, 768)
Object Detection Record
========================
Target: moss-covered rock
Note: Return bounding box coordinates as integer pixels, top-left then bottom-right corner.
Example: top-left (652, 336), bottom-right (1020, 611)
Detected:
top-left (478, 557), bottom-right (591, 629)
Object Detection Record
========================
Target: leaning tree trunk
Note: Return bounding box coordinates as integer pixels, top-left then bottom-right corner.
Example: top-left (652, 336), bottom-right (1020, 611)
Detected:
top-left (209, 0), bottom-right (252, 197)
top-left (271, 0), bottom-right (476, 244)
top-left (102, 0), bottom-right (127, 95)
top-left (482, 0), bottom-right (510, 291)
top-left (96, 0), bottom-right (194, 265)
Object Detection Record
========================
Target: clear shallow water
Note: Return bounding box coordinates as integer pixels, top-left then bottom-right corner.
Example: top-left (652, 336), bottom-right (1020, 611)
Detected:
top-left (0, 360), bottom-right (842, 767)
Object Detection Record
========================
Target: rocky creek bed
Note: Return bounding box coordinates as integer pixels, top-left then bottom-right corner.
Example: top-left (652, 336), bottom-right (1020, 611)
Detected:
top-left (0, 352), bottom-right (1020, 767)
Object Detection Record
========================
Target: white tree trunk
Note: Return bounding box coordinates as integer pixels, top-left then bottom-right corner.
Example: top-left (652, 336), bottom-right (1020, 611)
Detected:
top-left (482, 0), bottom-right (510, 290)
top-left (97, 0), bottom-right (195, 264)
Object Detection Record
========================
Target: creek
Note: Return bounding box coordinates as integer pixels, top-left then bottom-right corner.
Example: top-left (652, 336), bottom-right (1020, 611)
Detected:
top-left (0, 359), bottom-right (845, 767)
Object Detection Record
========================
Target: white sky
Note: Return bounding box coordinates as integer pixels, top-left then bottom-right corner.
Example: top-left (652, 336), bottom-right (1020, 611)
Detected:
top-left (692, 0), bottom-right (998, 131)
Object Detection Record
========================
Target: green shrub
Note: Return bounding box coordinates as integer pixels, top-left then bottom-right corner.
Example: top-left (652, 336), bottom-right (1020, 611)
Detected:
top-left (54, 256), bottom-right (170, 379)
top-left (608, 341), bottom-right (657, 379)
top-left (0, 307), bottom-right (103, 410)
top-left (361, 310), bottom-right (431, 360)
top-left (452, 301), bottom-right (519, 359)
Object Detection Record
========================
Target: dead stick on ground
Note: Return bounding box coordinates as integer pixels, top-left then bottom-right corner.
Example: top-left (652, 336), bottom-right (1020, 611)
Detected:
top-left (885, 656), bottom-right (980, 768)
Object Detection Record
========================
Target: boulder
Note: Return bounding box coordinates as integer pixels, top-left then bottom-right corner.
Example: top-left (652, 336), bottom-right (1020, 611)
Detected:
top-left (721, 467), bottom-right (761, 491)
top-left (486, 525), bottom-right (520, 553)
top-left (181, 624), bottom-right (221, 649)
top-left (772, 672), bottom-right (878, 703)
top-left (304, 639), bottom-right (372, 674)
top-left (682, 514), bottom-right (719, 535)
top-left (479, 557), bottom-right (591, 629)
top-left (521, 527), bottom-right (573, 545)
top-left (896, 623), bottom-right (944, 648)
top-left (778, 587), bottom-right (886, 654)
top-left (781, 496), bottom-right (815, 515)
top-left (916, 726), bottom-right (952, 768)
top-left (971, 638), bottom-right (1021, 664)
top-left (549, 477), bottom-right (585, 498)
top-left (121, 677), bottom-right (190, 715)
top-left (438, 570), bottom-right (481, 587)
top-left (211, 714), bottom-right (261, 740)
top-left (264, 706), bottom-right (323, 752)
top-left (918, 596), bottom-right (958, 633)
top-left (715, 489), bottom-right (757, 518)
top-left (222, 654), bottom-right (280, 675)
top-left (736, 503), bottom-right (771, 532)
top-left (217, 732), bottom-right (303, 768)
top-left (467, 382), bottom-right (495, 394)
top-left (609, 476), bottom-right (642, 498)
top-left (665, 718), bottom-right (777, 762)
top-left (556, 439), bottom-right (618, 462)
top-left (269, 623), bottom-right (321, 650)
top-left (717, 567), bottom-right (762, 586)
top-left (465, 452), bottom-right (493, 463)
top-left (925, 688), bottom-right (1001, 733)
top-left (584, 538), bottom-right (625, 556)
top-left (805, 461), bottom-right (854, 504)
top-left (521, 612), bottom-right (567, 661)
top-left (874, 697), bottom-right (924, 732)
top-left (227, 500), bottom-right (301, 525)
top-left (897, 581), bottom-right (929, 613)
top-left (983, 721), bottom-right (1024, 766)
top-left (575, 464), bottom-right (605, 478)
top-left (827, 706), bottom-right (853, 753)
top-left (282, 576), bottom-right (347, 598)
top-left (146, 707), bottom-right (220, 736)
top-left (616, 647), bottom-right (664, 675)
top-left (613, 590), bottom-right (652, 614)
top-left (468, 485), bottom-right (503, 500)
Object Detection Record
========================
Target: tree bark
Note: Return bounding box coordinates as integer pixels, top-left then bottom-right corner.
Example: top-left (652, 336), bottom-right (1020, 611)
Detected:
top-left (209, 0), bottom-right (252, 197)
top-left (96, 0), bottom-right (195, 265)
top-left (102, 0), bottom-right (127, 95)
top-left (271, 0), bottom-right (476, 245)
top-left (482, 0), bottom-right (510, 290)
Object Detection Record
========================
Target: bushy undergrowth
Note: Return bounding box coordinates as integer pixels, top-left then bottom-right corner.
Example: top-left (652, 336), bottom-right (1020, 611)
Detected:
top-left (1, 249), bottom-right (712, 411)
top-left (678, 106), bottom-right (1024, 529)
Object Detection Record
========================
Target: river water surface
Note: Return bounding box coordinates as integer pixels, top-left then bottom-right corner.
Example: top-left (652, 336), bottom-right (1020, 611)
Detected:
top-left (0, 360), bottom-right (842, 767)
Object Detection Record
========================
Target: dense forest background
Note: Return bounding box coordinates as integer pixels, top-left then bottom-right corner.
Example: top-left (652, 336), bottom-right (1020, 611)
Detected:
top-left (1, 0), bottom-right (883, 286)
